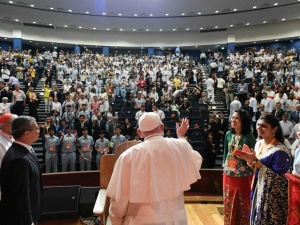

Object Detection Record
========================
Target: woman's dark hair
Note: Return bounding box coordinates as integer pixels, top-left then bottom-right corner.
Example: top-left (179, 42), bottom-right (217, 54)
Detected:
top-left (259, 114), bottom-right (284, 144)
top-left (230, 109), bottom-right (252, 135)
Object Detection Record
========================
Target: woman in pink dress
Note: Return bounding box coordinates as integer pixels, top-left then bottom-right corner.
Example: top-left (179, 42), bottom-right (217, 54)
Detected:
top-left (90, 95), bottom-right (101, 115)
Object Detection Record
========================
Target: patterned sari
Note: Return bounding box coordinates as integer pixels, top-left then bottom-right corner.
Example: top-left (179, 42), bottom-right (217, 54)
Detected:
top-left (250, 141), bottom-right (291, 225)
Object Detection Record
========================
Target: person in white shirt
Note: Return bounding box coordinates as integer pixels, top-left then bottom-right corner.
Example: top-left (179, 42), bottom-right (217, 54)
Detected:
top-left (280, 114), bottom-right (294, 141)
top-left (148, 88), bottom-right (159, 103)
top-left (216, 75), bottom-right (225, 101)
top-left (205, 74), bottom-right (215, 102)
top-left (229, 96), bottom-right (242, 118)
top-left (152, 105), bottom-right (165, 120)
top-left (260, 92), bottom-right (273, 113)
top-left (106, 113), bottom-right (202, 225)
top-left (0, 97), bottom-right (14, 115)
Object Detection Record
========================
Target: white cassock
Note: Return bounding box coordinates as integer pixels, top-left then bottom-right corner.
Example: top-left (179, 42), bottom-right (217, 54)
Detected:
top-left (106, 135), bottom-right (202, 225)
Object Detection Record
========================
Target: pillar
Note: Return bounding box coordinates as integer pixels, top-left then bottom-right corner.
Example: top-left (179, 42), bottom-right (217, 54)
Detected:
top-left (175, 47), bottom-right (181, 56)
top-left (103, 46), bottom-right (109, 55)
top-left (148, 48), bottom-right (154, 56)
top-left (74, 45), bottom-right (81, 54)
top-left (12, 29), bottom-right (22, 51)
top-left (227, 34), bottom-right (235, 53)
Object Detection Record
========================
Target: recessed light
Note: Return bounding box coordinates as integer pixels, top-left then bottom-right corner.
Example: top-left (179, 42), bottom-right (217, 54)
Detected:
top-left (134, 14), bottom-right (137, 16)
top-left (93, 27), bottom-right (96, 30)
top-left (215, 11), bottom-right (219, 13)
top-left (254, 42), bottom-right (256, 43)
top-left (29, 41), bottom-right (32, 42)
top-left (30, 4), bottom-right (34, 7)
top-left (146, 29), bottom-right (149, 31)
top-left (246, 23), bottom-right (250, 25)
top-left (9, 1), bottom-right (13, 3)
top-left (4, 38), bottom-right (7, 40)
top-left (68, 10), bottom-right (72, 12)
top-left (133, 29), bottom-right (136, 31)
top-left (49, 23), bottom-right (52, 26)
top-left (64, 25), bottom-right (67, 27)
top-left (182, 13), bottom-right (185, 16)
top-left (165, 14), bottom-right (169, 16)
top-left (200, 27), bottom-right (203, 30)
top-left (274, 3), bottom-right (278, 5)
top-left (215, 26), bottom-right (218, 28)
top-left (275, 39), bottom-right (278, 41)
top-left (230, 25), bottom-right (234, 27)
top-left (186, 28), bottom-right (189, 30)
top-left (217, 45), bottom-right (219, 47)
top-left (50, 7), bottom-right (54, 10)
top-left (118, 14), bottom-right (122, 16)
top-left (233, 9), bottom-right (237, 11)
top-left (15, 19), bottom-right (19, 21)
top-left (52, 43), bottom-right (54, 44)
top-left (102, 13), bottom-right (106, 15)
top-left (79, 26), bottom-right (82, 28)
top-left (160, 29), bottom-right (162, 31)
top-left (33, 21), bottom-right (36, 24)
top-left (195, 46), bottom-right (198, 48)
top-left (173, 29), bottom-right (176, 31)
top-left (263, 21), bottom-right (267, 23)
top-left (282, 18), bottom-right (286, 21)
top-left (253, 6), bottom-right (257, 9)
top-left (106, 28), bottom-right (110, 30)
top-left (86, 11), bottom-right (89, 14)
top-left (120, 29), bottom-right (123, 31)
top-left (197, 12), bottom-right (201, 14)
top-left (43, 47), bottom-right (45, 49)
top-left (150, 14), bottom-right (153, 16)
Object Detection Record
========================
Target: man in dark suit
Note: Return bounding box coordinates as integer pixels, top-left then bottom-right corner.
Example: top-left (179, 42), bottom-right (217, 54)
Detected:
top-left (217, 111), bottom-right (228, 148)
top-left (50, 85), bottom-right (63, 103)
top-left (272, 102), bottom-right (285, 120)
top-left (75, 114), bottom-right (92, 137)
top-left (241, 99), bottom-right (254, 119)
top-left (289, 104), bottom-right (300, 124)
top-left (0, 116), bottom-right (42, 225)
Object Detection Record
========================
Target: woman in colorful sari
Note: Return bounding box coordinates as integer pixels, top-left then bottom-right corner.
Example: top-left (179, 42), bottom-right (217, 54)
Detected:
top-left (236, 114), bottom-right (291, 225)
top-left (223, 109), bottom-right (256, 225)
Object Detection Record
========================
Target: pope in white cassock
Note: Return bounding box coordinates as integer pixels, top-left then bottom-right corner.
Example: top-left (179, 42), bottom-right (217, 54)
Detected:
top-left (106, 112), bottom-right (202, 225)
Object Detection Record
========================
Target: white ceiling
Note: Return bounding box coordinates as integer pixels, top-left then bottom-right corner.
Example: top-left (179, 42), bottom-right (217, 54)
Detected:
top-left (0, 0), bottom-right (300, 32)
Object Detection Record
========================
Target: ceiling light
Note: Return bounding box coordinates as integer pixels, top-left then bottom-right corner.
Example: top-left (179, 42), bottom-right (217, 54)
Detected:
top-left (29, 41), bottom-right (32, 42)
top-left (30, 4), bottom-right (34, 7)
top-left (86, 12), bottom-right (89, 14)
top-left (33, 21), bottom-right (36, 24)
top-left (52, 43), bottom-right (54, 44)
top-left (68, 10), bottom-right (72, 12)
top-left (253, 6), bottom-right (257, 9)
top-left (217, 45), bottom-right (219, 46)
top-left (102, 13), bottom-right (106, 15)
top-left (43, 47), bottom-right (45, 49)
top-left (254, 42), bottom-right (256, 43)
top-left (195, 46), bottom-right (198, 48)
top-left (9, 1), bottom-right (13, 3)
top-left (107, 28), bottom-right (110, 30)
top-left (274, 3), bottom-right (278, 5)
top-left (182, 13), bottom-right (185, 16)
top-left (134, 14), bottom-right (137, 16)
top-left (133, 29), bottom-right (136, 31)
top-left (118, 14), bottom-right (122, 16)
top-left (4, 38), bottom-right (7, 40)
top-left (160, 29), bottom-right (162, 31)
top-left (50, 7), bottom-right (54, 10)
top-left (146, 29), bottom-right (149, 31)
top-left (200, 27), bottom-right (203, 30)
top-left (275, 39), bottom-right (278, 41)
top-left (282, 18), bottom-right (286, 21)
top-left (15, 19), bottom-right (19, 21)
top-left (215, 26), bottom-right (218, 28)
top-left (246, 23), bottom-right (250, 25)
top-left (233, 9), bottom-right (237, 11)
top-left (120, 29), bottom-right (123, 31)
top-left (79, 26), bottom-right (82, 28)
top-left (49, 23), bottom-right (52, 26)
top-left (263, 21), bottom-right (267, 23)
top-left (186, 28), bottom-right (189, 30)
top-left (64, 25), bottom-right (67, 27)
top-left (165, 14), bottom-right (169, 16)
top-left (230, 25), bottom-right (234, 27)
top-left (197, 12), bottom-right (201, 14)
top-left (215, 11), bottom-right (219, 13)
top-left (150, 14), bottom-right (153, 16)
top-left (173, 29), bottom-right (176, 31)
top-left (93, 27), bottom-right (96, 30)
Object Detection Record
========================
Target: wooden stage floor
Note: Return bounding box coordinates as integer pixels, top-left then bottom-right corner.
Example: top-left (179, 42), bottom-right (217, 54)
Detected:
top-left (39, 203), bottom-right (224, 225)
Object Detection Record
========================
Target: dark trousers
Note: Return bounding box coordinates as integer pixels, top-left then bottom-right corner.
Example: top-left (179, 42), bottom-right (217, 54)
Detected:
top-left (28, 101), bottom-right (39, 120)
top-left (14, 101), bottom-right (25, 116)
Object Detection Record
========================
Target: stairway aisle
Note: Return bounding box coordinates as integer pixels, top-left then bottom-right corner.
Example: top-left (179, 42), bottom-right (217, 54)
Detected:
top-left (22, 78), bottom-right (48, 165)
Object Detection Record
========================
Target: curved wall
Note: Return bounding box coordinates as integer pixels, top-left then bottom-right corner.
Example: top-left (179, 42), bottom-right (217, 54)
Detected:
top-left (0, 19), bottom-right (300, 48)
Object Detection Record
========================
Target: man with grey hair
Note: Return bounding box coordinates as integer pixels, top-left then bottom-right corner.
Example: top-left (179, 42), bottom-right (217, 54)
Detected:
top-left (107, 113), bottom-right (202, 224)
top-left (0, 116), bottom-right (42, 225)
